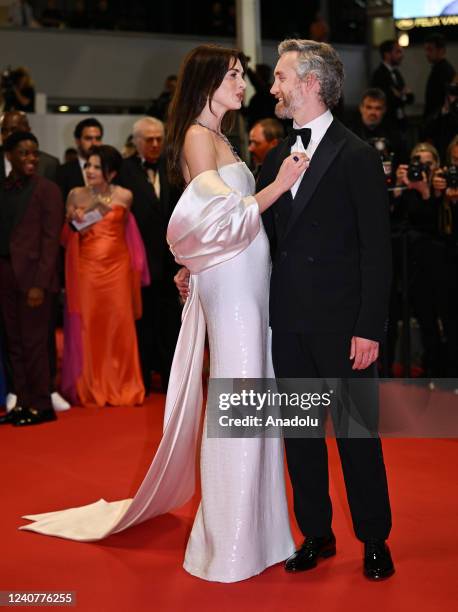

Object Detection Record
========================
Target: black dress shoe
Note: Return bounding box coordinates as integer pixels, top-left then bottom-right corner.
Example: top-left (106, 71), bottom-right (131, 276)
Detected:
top-left (285, 533), bottom-right (336, 572)
top-left (0, 406), bottom-right (25, 425)
top-left (13, 407), bottom-right (57, 427)
top-left (364, 540), bottom-right (395, 580)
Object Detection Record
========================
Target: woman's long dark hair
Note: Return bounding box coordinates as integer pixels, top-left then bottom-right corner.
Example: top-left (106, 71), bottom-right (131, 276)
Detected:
top-left (166, 44), bottom-right (246, 186)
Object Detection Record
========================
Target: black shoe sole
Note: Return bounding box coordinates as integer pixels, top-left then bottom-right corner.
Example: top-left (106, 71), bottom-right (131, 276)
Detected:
top-left (285, 547), bottom-right (336, 573)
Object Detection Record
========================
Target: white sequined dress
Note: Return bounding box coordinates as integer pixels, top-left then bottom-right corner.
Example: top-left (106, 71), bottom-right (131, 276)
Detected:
top-left (20, 161), bottom-right (295, 583)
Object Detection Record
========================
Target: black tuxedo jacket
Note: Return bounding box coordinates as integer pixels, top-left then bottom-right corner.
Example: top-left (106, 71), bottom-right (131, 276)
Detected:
top-left (370, 63), bottom-right (411, 122)
top-left (118, 155), bottom-right (181, 283)
top-left (57, 158), bottom-right (85, 201)
top-left (0, 147), bottom-right (60, 184)
top-left (259, 118), bottom-right (392, 342)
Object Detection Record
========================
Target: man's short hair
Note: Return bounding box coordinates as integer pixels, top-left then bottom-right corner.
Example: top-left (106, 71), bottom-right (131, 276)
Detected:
top-left (256, 118), bottom-right (285, 142)
top-left (73, 117), bottom-right (104, 139)
top-left (132, 116), bottom-right (164, 140)
top-left (361, 88), bottom-right (386, 105)
top-left (3, 131), bottom-right (38, 152)
top-left (278, 39), bottom-right (344, 109)
top-left (379, 40), bottom-right (397, 59)
top-left (425, 33), bottom-right (447, 50)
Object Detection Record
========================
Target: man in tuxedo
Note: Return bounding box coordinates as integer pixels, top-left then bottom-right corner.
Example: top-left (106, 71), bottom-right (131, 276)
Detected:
top-left (57, 117), bottom-right (103, 200)
top-left (0, 132), bottom-right (63, 426)
top-left (259, 39), bottom-right (394, 580)
top-left (371, 39), bottom-right (413, 131)
top-left (1, 110), bottom-right (69, 412)
top-left (118, 117), bottom-right (181, 393)
top-left (1, 111), bottom-right (60, 184)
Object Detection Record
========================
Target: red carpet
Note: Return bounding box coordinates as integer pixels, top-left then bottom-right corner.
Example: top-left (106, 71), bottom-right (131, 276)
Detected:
top-left (1, 394), bottom-right (457, 611)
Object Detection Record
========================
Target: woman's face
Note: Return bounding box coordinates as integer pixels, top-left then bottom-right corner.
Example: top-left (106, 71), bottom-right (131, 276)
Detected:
top-left (85, 155), bottom-right (106, 187)
top-left (210, 58), bottom-right (246, 113)
top-left (414, 151), bottom-right (439, 179)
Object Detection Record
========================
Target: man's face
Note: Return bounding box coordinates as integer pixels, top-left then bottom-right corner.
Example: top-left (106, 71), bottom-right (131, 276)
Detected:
top-left (248, 124), bottom-right (277, 165)
top-left (135, 125), bottom-right (164, 163)
top-left (359, 97), bottom-right (385, 128)
top-left (1, 112), bottom-right (30, 142)
top-left (271, 52), bottom-right (304, 120)
top-left (387, 44), bottom-right (403, 66)
top-left (424, 43), bottom-right (442, 64)
top-left (6, 140), bottom-right (39, 177)
top-left (76, 126), bottom-right (102, 158)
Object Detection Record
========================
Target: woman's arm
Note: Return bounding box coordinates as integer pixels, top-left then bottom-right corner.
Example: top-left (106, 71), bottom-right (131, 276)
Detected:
top-left (183, 126), bottom-right (308, 213)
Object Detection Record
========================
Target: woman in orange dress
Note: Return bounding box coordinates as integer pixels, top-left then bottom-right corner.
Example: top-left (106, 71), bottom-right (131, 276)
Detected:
top-left (62, 145), bottom-right (149, 406)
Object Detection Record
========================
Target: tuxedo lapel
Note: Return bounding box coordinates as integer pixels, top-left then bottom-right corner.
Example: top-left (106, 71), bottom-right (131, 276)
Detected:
top-left (282, 120), bottom-right (345, 241)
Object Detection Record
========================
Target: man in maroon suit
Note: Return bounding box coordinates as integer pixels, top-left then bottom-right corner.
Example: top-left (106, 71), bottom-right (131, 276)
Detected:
top-left (0, 132), bottom-right (63, 426)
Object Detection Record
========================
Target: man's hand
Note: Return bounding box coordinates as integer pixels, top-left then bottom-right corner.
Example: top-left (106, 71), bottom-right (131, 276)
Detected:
top-left (350, 336), bottom-right (379, 370)
top-left (27, 287), bottom-right (44, 308)
top-left (174, 267), bottom-right (190, 303)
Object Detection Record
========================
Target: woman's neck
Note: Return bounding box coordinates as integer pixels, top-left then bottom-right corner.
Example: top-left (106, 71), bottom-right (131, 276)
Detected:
top-left (90, 182), bottom-right (111, 195)
top-left (195, 106), bottom-right (225, 133)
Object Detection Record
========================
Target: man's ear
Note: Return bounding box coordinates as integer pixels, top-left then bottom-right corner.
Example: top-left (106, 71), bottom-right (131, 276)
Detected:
top-left (303, 73), bottom-right (319, 94)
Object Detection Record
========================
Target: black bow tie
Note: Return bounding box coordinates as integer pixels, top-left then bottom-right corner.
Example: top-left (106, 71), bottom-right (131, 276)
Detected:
top-left (143, 160), bottom-right (159, 172)
top-left (288, 127), bottom-right (312, 149)
top-left (4, 176), bottom-right (26, 191)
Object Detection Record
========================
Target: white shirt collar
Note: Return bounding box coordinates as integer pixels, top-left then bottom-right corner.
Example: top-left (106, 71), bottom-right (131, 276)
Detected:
top-left (289, 109), bottom-right (333, 198)
top-left (4, 154), bottom-right (12, 178)
top-left (293, 108), bottom-right (333, 135)
top-left (383, 61), bottom-right (395, 72)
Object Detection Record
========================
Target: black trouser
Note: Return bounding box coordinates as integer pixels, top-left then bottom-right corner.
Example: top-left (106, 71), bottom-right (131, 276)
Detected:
top-left (0, 259), bottom-right (53, 413)
top-left (272, 330), bottom-right (392, 542)
top-left (136, 280), bottom-right (181, 392)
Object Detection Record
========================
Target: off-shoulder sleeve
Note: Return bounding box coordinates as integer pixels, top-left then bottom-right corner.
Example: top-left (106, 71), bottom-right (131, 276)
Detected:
top-left (166, 170), bottom-right (260, 274)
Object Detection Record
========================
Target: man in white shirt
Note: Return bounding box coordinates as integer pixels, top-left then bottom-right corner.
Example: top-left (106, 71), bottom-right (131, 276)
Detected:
top-left (258, 38), bottom-right (394, 581)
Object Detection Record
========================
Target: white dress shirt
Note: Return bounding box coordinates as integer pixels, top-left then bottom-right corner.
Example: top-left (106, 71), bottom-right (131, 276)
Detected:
top-left (4, 155), bottom-right (12, 179)
top-left (78, 155), bottom-right (88, 185)
top-left (290, 109), bottom-right (333, 198)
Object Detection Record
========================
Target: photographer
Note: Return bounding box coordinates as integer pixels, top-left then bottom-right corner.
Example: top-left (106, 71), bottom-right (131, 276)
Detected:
top-left (422, 75), bottom-right (458, 165)
top-left (350, 88), bottom-right (408, 181)
top-left (389, 143), bottom-right (448, 376)
top-left (431, 136), bottom-right (458, 375)
top-left (2, 66), bottom-right (35, 113)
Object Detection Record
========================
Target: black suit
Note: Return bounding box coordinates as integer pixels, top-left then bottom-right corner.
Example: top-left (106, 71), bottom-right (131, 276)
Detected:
top-left (371, 63), bottom-right (413, 128)
top-left (118, 155), bottom-right (181, 391)
top-left (57, 158), bottom-right (85, 201)
top-left (258, 118), bottom-right (392, 541)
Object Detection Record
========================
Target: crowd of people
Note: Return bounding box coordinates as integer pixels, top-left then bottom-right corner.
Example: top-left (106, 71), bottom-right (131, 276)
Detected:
top-left (0, 32), bottom-right (456, 428)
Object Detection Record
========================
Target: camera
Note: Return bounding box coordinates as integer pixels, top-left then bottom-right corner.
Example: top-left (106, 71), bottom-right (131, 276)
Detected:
top-left (1, 66), bottom-right (14, 92)
top-left (407, 155), bottom-right (430, 183)
top-left (368, 137), bottom-right (395, 187)
top-left (439, 165), bottom-right (458, 189)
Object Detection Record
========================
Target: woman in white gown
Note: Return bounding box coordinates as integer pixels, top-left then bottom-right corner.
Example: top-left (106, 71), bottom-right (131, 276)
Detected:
top-left (20, 45), bottom-right (308, 583)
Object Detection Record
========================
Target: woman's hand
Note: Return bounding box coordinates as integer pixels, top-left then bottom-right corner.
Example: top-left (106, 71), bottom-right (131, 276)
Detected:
top-left (174, 267), bottom-right (190, 303)
top-left (274, 153), bottom-right (309, 193)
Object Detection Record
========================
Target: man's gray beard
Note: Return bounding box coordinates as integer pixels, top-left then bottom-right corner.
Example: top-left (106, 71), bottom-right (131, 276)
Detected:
top-left (275, 102), bottom-right (293, 119)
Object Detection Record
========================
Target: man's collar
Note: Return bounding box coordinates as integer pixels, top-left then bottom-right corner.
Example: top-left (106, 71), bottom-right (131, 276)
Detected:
top-left (4, 173), bottom-right (33, 191)
top-left (293, 109), bottom-right (333, 131)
